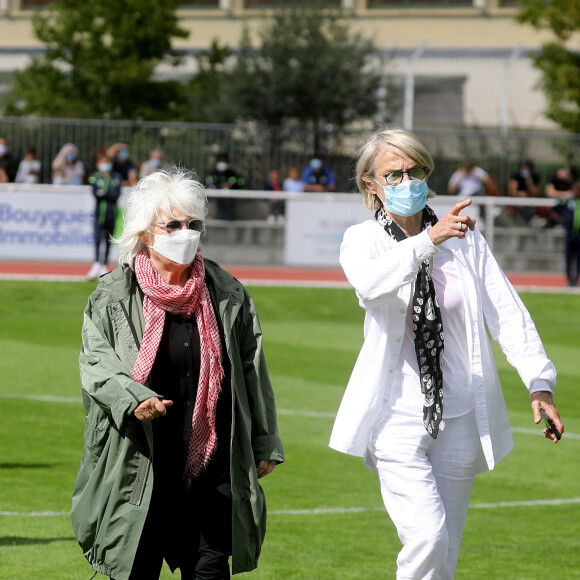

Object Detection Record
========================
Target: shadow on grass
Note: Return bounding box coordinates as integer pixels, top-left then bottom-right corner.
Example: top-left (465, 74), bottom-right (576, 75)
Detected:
top-left (0, 463), bottom-right (60, 469)
top-left (0, 536), bottom-right (75, 546)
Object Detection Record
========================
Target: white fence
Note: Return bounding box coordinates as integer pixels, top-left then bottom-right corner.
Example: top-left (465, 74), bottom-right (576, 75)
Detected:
top-left (0, 184), bottom-right (562, 267)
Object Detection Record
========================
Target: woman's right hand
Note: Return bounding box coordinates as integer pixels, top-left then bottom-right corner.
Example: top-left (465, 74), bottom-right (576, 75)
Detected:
top-left (134, 397), bottom-right (173, 422)
top-left (428, 198), bottom-right (477, 246)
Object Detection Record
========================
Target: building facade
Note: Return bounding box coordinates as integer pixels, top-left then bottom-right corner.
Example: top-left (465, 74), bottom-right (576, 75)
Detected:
top-left (0, 0), bottom-right (578, 131)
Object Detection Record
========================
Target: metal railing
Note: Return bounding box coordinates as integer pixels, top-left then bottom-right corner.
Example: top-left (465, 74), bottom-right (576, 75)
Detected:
top-left (3, 116), bottom-right (580, 196)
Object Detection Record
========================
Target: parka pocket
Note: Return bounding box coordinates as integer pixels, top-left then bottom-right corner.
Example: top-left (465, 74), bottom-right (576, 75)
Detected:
top-left (86, 412), bottom-right (112, 458)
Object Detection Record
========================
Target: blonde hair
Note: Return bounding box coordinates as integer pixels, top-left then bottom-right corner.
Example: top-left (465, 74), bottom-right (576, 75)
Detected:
top-left (355, 127), bottom-right (435, 211)
top-left (115, 167), bottom-right (208, 267)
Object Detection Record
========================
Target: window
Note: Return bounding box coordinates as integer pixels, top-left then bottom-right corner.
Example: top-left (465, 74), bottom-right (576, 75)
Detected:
top-left (368, 0), bottom-right (472, 7)
top-left (245, 0), bottom-right (340, 7)
top-left (180, 0), bottom-right (220, 7)
top-left (20, 0), bottom-right (52, 8)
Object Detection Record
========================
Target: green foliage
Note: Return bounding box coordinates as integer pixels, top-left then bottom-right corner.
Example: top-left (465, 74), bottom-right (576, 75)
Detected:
top-left (241, 8), bottom-right (380, 126)
top-left (225, 7), bottom-right (380, 140)
top-left (1, 282), bottom-right (579, 578)
top-left (184, 40), bottom-right (238, 123)
top-left (2, 0), bottom-right (188, 120)
top-left (518, 0), bottom-right (580, 132)
top-left (517, 0), bottom-right (580, 41)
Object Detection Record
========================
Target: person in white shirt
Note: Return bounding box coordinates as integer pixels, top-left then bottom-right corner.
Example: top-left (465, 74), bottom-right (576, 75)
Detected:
top-left (329, 127), bottom-right (563, 580)
top-left (447, 161), bottom-right (498, 197)
top-left (15, 146), bottom-right (41, 183)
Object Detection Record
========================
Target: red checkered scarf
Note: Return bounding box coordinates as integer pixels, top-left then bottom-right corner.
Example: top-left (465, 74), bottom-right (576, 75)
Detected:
top-left (132, 250), bottom-right (224, 484)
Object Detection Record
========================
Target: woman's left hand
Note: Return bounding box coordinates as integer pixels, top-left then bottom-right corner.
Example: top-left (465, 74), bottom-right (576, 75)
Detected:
top-left (256, 460), bottom-right (276, 479)
top-left (530, 391), bottom-right (564, 443)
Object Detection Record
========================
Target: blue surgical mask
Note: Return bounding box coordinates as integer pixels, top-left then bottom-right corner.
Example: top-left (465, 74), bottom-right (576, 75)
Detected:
top-left (98, 163), bottom-right (112, 173)
top-left (372, 177), bottom-right (429, 217)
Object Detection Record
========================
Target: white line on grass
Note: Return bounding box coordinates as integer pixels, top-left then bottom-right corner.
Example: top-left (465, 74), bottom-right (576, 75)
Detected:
top-left (0, 510), bottom-right (69, 517)
top-left (0, 393), bottom-right (80, 404)
top-left (4, 498), bottom-right (580, 518)
top-left (2, 395), bottom-right (578, 440)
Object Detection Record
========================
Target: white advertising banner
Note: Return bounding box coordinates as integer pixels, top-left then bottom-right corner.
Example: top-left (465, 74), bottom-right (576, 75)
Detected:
top-left (285, 194), bottom-right (480, 267)
top-left (0, 184), bottom-right (125, 262)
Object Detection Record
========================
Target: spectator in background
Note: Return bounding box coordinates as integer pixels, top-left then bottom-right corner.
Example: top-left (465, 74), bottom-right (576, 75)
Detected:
top-left (265, 168), bottom-right (284, 224)
top-left (87, 154), bottom-right (123, 279)
top-left (508, 160), bottom-right (540, 225)
top-left (52, 169), bottom-right (66, 185)
top-left (543, 166), bottom-right (578, 228)
top-left (15, 146), bottom-right (41, 184)
top-left (107, 142), bottom-right (138, 186)
top-left (205, 152), bottom-right (245, 220)
top-left (0, 137), bottom-right (19, 183)
top-left (546, 166), bottom-right (577, 200)
top-left (447, 161), bottom-right (498, 197)
top-left (302, 154), bottom-right (337, 192)
top-left (283, 167), bottom-right (304, 195)
top-left (52, 143), bottom-right (85, 185)
top-left (140, 148), bottom-right (167, 179)
top-left (555, 187), bottom-right (580, 287)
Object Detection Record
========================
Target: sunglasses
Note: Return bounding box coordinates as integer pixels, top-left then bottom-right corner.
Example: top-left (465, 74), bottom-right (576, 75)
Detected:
top-left (382, 167), bottom-right (427, 186)
top-left (153, 219), bottom-right (205, 234)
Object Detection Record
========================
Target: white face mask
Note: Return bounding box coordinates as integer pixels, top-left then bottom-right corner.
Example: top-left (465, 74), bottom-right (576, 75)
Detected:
top-left (147, 229), bottom-right (201, 265)
top-left (216, 161), bottom-right (229, 172)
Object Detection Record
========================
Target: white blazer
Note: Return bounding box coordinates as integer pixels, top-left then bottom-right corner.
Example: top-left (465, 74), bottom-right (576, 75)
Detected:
top-left (329, 219), bottom-right (556, 471)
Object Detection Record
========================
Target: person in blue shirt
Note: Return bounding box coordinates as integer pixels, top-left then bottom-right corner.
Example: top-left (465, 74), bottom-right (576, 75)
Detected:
top-left (302, 154), bottom-right (337, 192)
top-left (87, 154), bottom-right (123, 279)
top-left (107, 142), bottom-right (138, 186)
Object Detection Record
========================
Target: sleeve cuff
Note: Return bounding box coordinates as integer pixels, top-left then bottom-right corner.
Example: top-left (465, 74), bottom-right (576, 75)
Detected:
top-left (529, 380), bottom-right (554, 395)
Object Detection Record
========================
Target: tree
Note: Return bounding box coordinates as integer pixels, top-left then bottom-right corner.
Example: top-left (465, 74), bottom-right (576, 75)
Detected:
top-left (184, 40), bottom-right (238, 124)
top-left (226, 7), bottom-right (381, 149)
top-left (518, 0), bottom-right (580, 132)
top-left (2, 0), bottom-right (188, 120)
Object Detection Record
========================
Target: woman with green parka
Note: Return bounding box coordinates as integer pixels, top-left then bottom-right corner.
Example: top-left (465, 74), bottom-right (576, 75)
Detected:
top-left (71, 167), bottom-right (284, 580)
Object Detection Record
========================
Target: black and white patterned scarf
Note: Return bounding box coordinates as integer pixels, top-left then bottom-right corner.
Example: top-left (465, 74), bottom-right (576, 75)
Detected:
top-left (376, 205), bottom-right (445, 438)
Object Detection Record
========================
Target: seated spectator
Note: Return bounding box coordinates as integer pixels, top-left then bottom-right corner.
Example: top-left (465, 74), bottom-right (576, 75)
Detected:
top-left (52, 143), bottom-right (85, 185)
top-left (140, 148), bottom-right (167, 179)
top-left (302, 154), bottom-right (337, 192)
top-left (15, 146), bottom-right (41, 184)
top-left (205, 152), bottom-right (245, 220)
top-left (447, 161), bottom-right (498, 197)
top-left (0, 137), bottom-right (19, 183)
top-left (265, 168), bottom-right (284, 223)
top-left (107, 142), bottom-right (138, 186)
top-left (540, 166), bottom-right (578, 228)
top-left (546, 166), bottom-right (577, 200)
top-left (283, 167), bottom-right (304, 194)
top-left (508, 160), bottom-right (540, 225)
top-left (52, 169), bottom-right (66, 185)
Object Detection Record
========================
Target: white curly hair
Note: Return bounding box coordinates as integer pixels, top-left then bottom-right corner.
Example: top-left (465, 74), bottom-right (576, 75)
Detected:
top-left (114, 167), bottom-right (208, 267)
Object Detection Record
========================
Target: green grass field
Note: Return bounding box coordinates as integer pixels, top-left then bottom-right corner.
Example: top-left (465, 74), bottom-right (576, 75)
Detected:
top-left (0, 281), bottom-right (579, 579)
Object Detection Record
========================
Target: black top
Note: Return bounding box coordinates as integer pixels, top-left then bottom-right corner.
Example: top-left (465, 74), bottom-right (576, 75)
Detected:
top-left (149, 311), bottom-right (232, 492)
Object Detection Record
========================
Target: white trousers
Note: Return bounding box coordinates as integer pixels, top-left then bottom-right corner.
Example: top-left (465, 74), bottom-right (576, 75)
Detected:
top-left (368, 410), bottom-right (486, 580)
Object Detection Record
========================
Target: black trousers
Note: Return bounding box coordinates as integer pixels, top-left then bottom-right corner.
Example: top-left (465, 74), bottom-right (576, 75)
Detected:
top-left (94, 219), bottom-right (115, 264)
top-left (112, 470), bottom-right (232, 580)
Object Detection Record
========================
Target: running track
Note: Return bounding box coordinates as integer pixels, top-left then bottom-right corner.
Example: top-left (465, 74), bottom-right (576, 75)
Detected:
top-left (0, 261), bottom-right (574, 291)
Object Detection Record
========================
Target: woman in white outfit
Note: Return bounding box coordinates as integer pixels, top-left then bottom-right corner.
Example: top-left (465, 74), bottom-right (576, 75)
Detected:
top-left (329, 128), bottom-right (564, 580)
